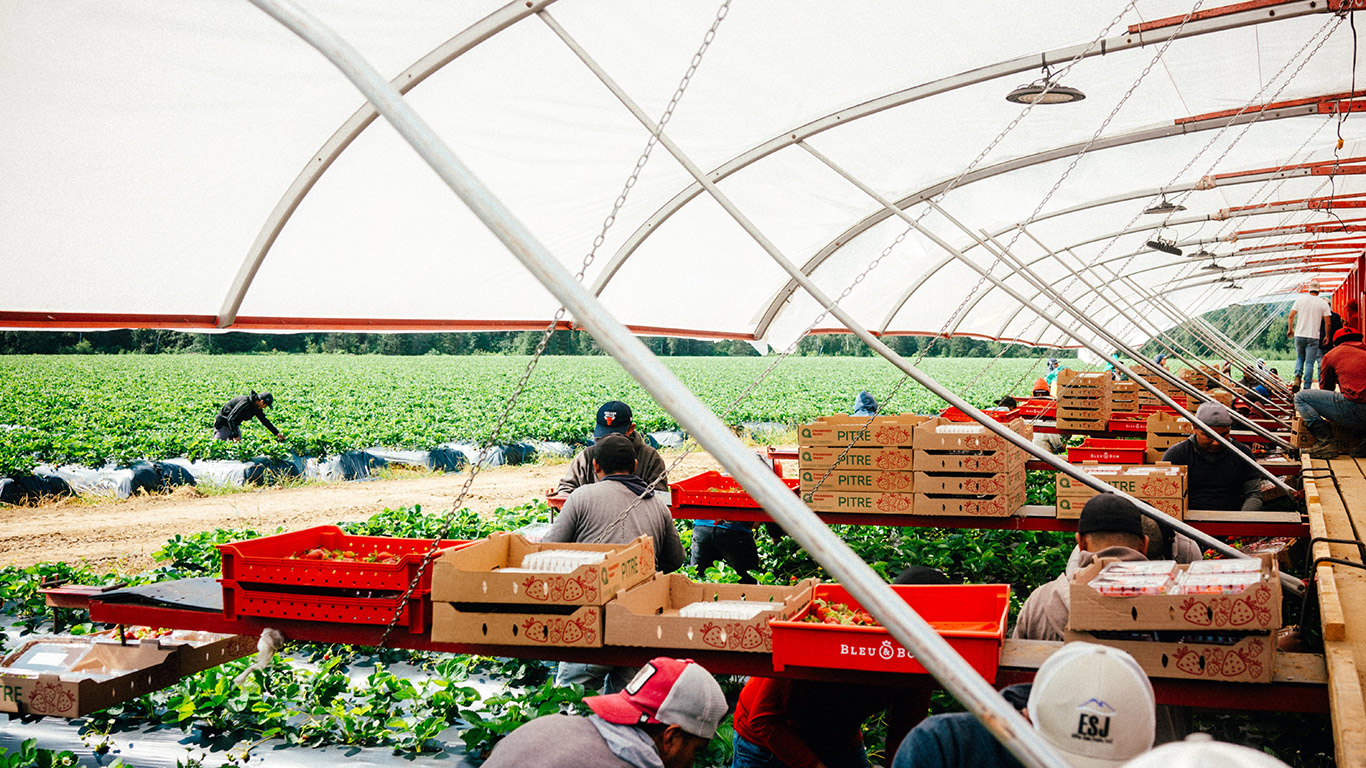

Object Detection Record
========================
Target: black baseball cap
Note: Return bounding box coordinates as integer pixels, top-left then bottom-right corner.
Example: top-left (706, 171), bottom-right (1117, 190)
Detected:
top-left (594, 400), bottom-right (633, 439)
top-left (1077, 494), bottom-right (1144, 538)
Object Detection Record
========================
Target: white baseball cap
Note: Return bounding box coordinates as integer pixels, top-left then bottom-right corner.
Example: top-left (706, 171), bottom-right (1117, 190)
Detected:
top-left (1028, 642), bottom-right (1156, 767)
top-left (1307, 280), bottom-right (1322, 292)
top-left (1122, 733), bottom-right (1290, 767)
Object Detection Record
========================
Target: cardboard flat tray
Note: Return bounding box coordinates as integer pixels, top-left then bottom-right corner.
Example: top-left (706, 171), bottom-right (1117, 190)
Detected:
top-left (605, 574), bottom-right (816, 652)
top-left (913, 472), bottom-right (1025, 496)
top-left (431, 602), bottom-right (603, 647)
top-left (798, 468), bottom-right (914, 493)
top-left (1068, 556), bottom-right (1280, 632)
top-left (801, 490), bottom-right (915, 514)
top-left (912, 491), bottom-right (1025, 517)
top-left (1064, 629), bottom-right (1274, 683)
top-left (798, 446), bottom-right (915, 471)
top-left (796, 414), bottom-right (925, 447)
top-left (431, 533), bottom-right (655, 606)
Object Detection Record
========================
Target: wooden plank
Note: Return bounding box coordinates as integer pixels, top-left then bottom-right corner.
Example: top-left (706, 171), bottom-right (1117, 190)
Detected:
top-left (1305, 457), bottom-right (1366, 766)
top-left (1184, 508), bottom-right (1304, 525)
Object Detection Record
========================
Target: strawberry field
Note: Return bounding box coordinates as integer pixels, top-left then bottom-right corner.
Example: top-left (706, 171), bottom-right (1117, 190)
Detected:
top-left (0, 354), bottom-right (1073, 477)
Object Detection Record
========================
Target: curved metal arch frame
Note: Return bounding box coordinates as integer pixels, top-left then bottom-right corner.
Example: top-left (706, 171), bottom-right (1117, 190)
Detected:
top-left (755, 99), bottom-right (1329, 342)
top-left (873, 160), bottom-right (1337, 342)
top-left (216, 0), bottom-right (559, 326)
top-left (221, 0), bottom-right (1331, 333)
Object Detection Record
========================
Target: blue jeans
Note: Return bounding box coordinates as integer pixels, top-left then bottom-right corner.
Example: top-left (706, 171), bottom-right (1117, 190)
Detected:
top-left (1295, 389), bottom-right (1366, 438)
top-left (555, 662), bottom-right (637, 694)
top-left (1295, 336), bottom-right (1323, 384)
top-left (731, 733), bottom-right (868, 768)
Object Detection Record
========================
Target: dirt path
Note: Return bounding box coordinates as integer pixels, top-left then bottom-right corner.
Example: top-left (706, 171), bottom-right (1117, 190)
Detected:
top-left (0, 452), bottom-right (724, 573)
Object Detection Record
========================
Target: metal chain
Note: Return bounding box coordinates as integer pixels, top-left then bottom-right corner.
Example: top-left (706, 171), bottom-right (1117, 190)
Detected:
top-left (375, 0), bottom-right (732, 648)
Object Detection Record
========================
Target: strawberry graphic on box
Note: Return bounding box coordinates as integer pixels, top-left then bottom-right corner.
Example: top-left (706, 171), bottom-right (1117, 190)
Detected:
top-left (876, 472), bottom-right (912, 491)
top-left (875, 425), bottom-right (911, 445)
top-left (28, 680), bottom-right (76, 715)
top-left (876, 494), bottom-right (913, 513)
top-left (1172, 646), bottom-right (1205, 676)
top-left (740, 624), bottom-right (768, 651)
top-left (1180, 597), bottom-right (1213, 626)
top-left (875, 451), bottom-right (911, 470)
top-left (523, 576), bottom-right (549, 601)
top-left (699, 622), bottom-right (727, 649)
top-left (522, 618), bottom-right (548, 642)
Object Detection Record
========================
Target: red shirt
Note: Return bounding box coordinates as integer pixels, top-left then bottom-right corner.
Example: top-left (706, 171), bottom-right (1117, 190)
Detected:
top-left (1321, 341), bottom-right (1366, 402)
top-left (732, 677), bottom-right (896, 768)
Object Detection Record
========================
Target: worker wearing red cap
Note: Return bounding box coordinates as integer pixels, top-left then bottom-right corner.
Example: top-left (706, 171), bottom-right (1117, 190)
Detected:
top-left (1296, 326), bottom-right (1366, 459)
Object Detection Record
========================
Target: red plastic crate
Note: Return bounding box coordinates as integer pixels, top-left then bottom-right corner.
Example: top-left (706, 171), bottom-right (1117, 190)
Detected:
top-left (219, 526), bottom-right (470, 592)
top-left (1066, 438), bottom-right (1146, 464)
top-left (671, 471), bottom-right (798, 508)
top-left (769, 584), bottom-right (1009, 681)
top-left (221, 580), bottom-right (429, 633)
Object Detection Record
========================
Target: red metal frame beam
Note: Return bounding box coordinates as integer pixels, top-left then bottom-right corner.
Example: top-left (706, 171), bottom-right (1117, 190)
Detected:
top-left (1176, 91), bottom-right (1366, 125)
top-left (1130, 0), bottom-right (1310, 34)
top-left (1225, 192), bottom-right (1366, 214)
top-left (1213, 156), bottom-right (1366, 181)
top-left (1236, 218), bottom-right (1366, 236)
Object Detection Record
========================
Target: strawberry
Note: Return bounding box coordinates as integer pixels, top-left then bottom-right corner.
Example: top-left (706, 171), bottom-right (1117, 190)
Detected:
top-left (561, 578), bottom-right (584, 602)
top-left (1221, 651), bottom-right (1248, 677)
top-left (523, 577), bottom-right (549, 601)
top-left (1173, 648), bottom-right (1205, 676)
top-left (561, 620), bottom-right (584, 644)
top-left (1180, 598), bottom-right (1212, 626)
top-left (1228, 599), bottom-right (1257, 626)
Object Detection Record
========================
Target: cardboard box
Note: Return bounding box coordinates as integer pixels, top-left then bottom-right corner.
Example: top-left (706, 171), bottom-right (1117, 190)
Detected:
top-left (796, 414), bottom-right (925, 448)
top-left (1056, 464), bottom-right (1186, 499)
top-left (1057, 415), bottom-right (1109, 432)
top-left (801, 489), bottom-right (916, 514)
top-left (913, 417), bottom-right (1032, 453)
top-left (913, 449), bottom-right (1024, 474)
top-left (798, 468), bottom-right (914, 493)
top-left (1064, 629), bottom-right (1274, 683)
top-left (1057, 495), bottom-right (1185, 520)
top-left (431, 602), bottom-right (602, 647)
top-left (1069, 556), bottom-right (1280, 632)
top-left (915, 471), bottom-right (1025, 496)
top-left (1113, 381), bottom-right (1140, 394)
top-left (798, 446), bottom-right (915, 471)
top-left (1056, 369), bottom-right (1114, 394)
top-left (0, 639), bottom-right (180, 718)
top-left (431, 533), bottom-right (654, 606)
top-left (605, 574), bottom-right (816, 652)
top-left (912, 490), bottom-right (1026, 517)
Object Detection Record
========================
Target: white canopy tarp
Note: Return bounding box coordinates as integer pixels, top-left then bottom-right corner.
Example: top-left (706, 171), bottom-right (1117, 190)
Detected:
top-left (2, 0), bottom-right (1363, 350)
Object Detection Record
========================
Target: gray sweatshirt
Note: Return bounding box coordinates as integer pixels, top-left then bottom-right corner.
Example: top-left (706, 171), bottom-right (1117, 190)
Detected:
top-left (544, 479), bottom-right (686, 573)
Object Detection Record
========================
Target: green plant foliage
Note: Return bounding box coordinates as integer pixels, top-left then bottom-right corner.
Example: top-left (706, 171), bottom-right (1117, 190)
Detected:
top-left (0, 739), bottom-right (98, 768)
top-left (0, 355), bottom-right (1079, 476)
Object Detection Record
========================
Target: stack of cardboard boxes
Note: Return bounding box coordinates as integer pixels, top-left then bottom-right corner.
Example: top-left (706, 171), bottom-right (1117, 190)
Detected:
top-left (429, 533), bottom-right (816, 652)
top-left (1055, 463), bottom-right (1187, 520)
top-left (1145, 412), bottom-right (1193, 463)
top-left (1065, 556), bottom-right (1280, 683)
top-left (797, 414), bottom-right (925, 513)
top-left (1111, 380), bottom-right (1139, 414)
top-left (1054, 370), bottom-right (1111, 431)
top-left (1132, 366), bottom-right (1188, 410)
top-left (912, 417), bottom-right (1030, 517)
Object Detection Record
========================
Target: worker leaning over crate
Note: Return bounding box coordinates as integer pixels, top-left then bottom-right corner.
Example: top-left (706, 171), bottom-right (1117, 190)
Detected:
top-left (1160, 403), bottom-right (1262, 511)
top-left (1013, 495), bottom-right (1149, 643)
top-left (545, 432), bottom-right (686, 693)
top-left (558, 400), bottom-right (670, 494)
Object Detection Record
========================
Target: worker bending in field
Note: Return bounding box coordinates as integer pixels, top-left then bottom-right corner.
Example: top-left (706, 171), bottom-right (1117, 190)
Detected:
top-left (213, 391), bottom-right (283, 442)
top-left (730, 567), bottom-right (953, 768)
top-left (483, 657), bottom-right (727, 768)
top-left (1161, 402), bottom-right (1262, 511)
top-left (545, 433), bottom-right (685, 693)
top-left (558, 400), bottom-right (669, 495)
top-left (1295, 326), bottom-right (1366, 459)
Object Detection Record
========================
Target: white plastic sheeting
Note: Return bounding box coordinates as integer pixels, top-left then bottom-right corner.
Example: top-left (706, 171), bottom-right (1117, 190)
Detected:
top-left (2, 1), bottom-right (1364, 349)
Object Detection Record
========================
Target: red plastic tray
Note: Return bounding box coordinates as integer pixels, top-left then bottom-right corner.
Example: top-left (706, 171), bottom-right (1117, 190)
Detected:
top-left (769, 583), bottom-right (1010, 681)
top-left (671, 471), bottom-right (799, 508)
top-left (219, 526), bottom-right (470, 591)
top-left (1067, 438), bottom-right (1146, 464)
top-left (221, 579), bottom-right (429, 634)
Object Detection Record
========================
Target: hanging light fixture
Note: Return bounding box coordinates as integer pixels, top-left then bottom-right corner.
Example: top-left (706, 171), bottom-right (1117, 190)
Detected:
top-left (1189, 248), bottom-right (1216, 259)
top-left (1223, 281), bottom-right (1243, 290)
top-left (1145, 230), bottom-right (1182, 256)
top-left (1201, 260), bottom-right (1226, 271)
top-left (1005, 60), bottom-right (1086, 104)
top-left (1144, 193), bottom-right (1187, 215)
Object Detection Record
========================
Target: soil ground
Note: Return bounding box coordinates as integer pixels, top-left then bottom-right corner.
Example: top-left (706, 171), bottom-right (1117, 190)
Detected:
top-left (0, 451), bottom-right (724, 573)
